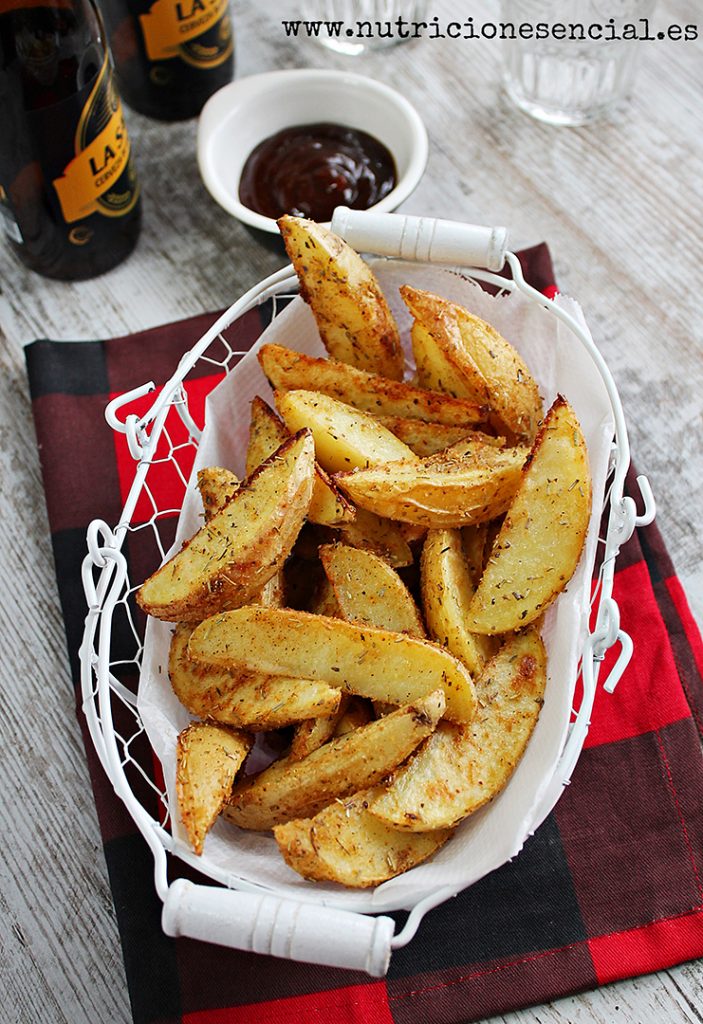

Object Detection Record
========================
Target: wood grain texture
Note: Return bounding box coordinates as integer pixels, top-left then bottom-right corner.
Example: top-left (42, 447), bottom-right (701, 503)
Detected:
top-left (0, 0), bottom-right (700, 1020)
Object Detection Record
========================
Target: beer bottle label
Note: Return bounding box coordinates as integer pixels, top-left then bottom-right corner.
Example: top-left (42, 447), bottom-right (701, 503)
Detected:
top-left (138, 0), bottom-right (233, 68)
top-left (52, 54), bottom-right (139, 224)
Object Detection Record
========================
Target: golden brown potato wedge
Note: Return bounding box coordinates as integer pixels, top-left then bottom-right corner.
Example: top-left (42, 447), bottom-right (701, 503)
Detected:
top-left (468, 396), bottom-right (592, 634)
top-left (279, 215), bottom-right (404, 380)
top-left (409, 310), bottom-right (490, 404)
top-left (370, 628), bottom-right (546, 831)
top-left (424, 434), bottom-right (506, 465)
top-left (453, 300), bottom-right (542, 441)
top-left (288, 700), bottom-right (349, 762)
top-left (176, 722), bottom-right (252, 855)
top-left (247, 396), bottom-right (355, 527)
top-left (197, 467), bottom-right (239, 520)
top-left (169, 623), bottom-right (341, 729)
top-left (188, 607), bottom-right (477, 723)
top-left (223, 690), bottom-right (445, 830)
top-left (336, 445), bottom-right (529, 528)
top-left (402, 286), bottom-right (542, 441)
top-left (137, 431), bottom-right (315, 622)
top-left (245, 396), bottom-right (289, 476)
top-left (421, 529), bottom-right (498, 677)
top-left (320, 543), bottom-right (425, 638)
top-left (337, 508), bottom-right (414, 568)
top-left (276, 390), bottom-right (415, 474)
top-left (274, 787), bottom-right (452, 888)
top-left (258, 344), bottom-right (485, 427)
top-left (377, 417), bottom-right (481, 457)
top-left (196, 462), bottom-right (285, 607)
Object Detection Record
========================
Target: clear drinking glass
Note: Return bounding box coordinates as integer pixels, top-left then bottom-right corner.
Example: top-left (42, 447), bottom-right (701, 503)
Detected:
top-left (300, 0), bottom-right (429, 55)
top-left (500, 0), bottom-right (657, 125)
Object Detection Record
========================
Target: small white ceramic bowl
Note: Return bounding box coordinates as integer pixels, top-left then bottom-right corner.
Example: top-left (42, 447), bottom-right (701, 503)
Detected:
top-left (197, 69), bottom-right (428, 233)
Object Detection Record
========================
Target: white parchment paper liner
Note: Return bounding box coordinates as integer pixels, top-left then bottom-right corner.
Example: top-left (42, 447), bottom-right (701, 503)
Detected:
top-left (138, 261), bottom-right (614, 913)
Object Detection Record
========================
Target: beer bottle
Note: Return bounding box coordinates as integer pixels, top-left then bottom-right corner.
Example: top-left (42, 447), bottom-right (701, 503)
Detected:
top-left (0, 0), bottom-right (141, 280)
top-left (100, 0), bottom-right (234, 121)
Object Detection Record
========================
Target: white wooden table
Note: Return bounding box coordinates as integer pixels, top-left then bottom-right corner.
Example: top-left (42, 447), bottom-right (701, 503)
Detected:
top-left (1, 1), bottom-right (701, 1020)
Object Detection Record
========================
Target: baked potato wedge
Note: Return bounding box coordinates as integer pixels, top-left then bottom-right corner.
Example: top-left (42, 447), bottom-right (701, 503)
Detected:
top-left (188, 607), bottom-right (477, 723)
top-left (370, 627), bottom-right (546, 831)
top-left (421, 529), bottom-right (497, 676)
top-left (279, 214), bottom-right (404, 380)
top-left (196, 462), bottom-right (284, 607)
top-left (336, 445), bottom-right (529, 528)
top-left (258, 343), bottom-right (485, 427)
top-left (274, 787), bottom-right (452, 888)
top-left (223, 689), bottom-right (445, 830)
top-left (337, 508), bottom-right (414, 568)
top-left (402, 286), bottom-right (542, 441)
top-left (245, 394), bottom-right (288, 476)
top-left (424, 434), bottom-right (506, 464)
top-left (247, 396), bottom-right (355, 527)
top-left (377, 417), bottom-right (481, 457)
top-left (276, 389), bottom-right (415, 474)
top-left (320, 542), bottom-right (425, 637)
top-left (468, 396), bottom-right (592, 633)
top-left (408, 308), bottom-right (490, 404)
top-left (176, 722), bottom-right (252, 854)
top-left (169, 623), bottom-right (341, 729)
top-left (137, 430), bottom-right (315, 622)
top-left (288, 700), bottom-right (349, 762)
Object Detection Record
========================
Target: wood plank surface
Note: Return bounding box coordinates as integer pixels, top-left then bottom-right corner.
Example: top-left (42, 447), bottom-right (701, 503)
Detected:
top-left (0, 0), bottom-right (700, 1021)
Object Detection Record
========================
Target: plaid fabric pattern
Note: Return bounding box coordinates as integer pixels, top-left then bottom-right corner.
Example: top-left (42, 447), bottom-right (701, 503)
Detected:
top-left (26, 245), bottom-right (703, 1024)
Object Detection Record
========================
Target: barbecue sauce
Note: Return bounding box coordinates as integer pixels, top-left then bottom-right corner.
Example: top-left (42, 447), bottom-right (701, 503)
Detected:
top-left (238, 122), bottom-right (397, 223)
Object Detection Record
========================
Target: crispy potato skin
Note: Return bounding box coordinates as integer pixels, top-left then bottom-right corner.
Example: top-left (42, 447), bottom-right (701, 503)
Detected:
top-left (176, 722), bottom-right (252, 855)
top-left (223, 690), bottom-right (445, 830)
top-left (279, 215), bottom-right (404, 380)
top-left (274, 787), bottom-right (452, 888)
top-left (468, 396), bottom-right (592, 633)
top-left (196, 461), bottom-right (285, 607)
top-left (137, 430), bottom-right (315, 622)
top-left (258, 343), bottom-right (485, 426)
top-left (370, 628), bottom-right (546, 831)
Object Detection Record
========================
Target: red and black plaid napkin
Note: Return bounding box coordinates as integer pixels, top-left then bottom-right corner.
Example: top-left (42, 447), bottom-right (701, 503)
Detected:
top-left (26, 245), bottom-right (703, 1024)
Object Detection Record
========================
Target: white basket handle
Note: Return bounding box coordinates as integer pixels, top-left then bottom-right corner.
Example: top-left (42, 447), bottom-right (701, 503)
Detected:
top-left (162, 879), bottom-right (394, 976)
top-left (331, 207), bottom-right (508, 272)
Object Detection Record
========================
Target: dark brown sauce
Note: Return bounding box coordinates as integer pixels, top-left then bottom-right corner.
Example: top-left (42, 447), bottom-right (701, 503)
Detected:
top-left (239, 121), bottom-right (397, 222)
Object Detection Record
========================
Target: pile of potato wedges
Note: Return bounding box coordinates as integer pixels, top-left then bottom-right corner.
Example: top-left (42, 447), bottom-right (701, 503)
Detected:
top-left (137, 215), bottom-right (592, 888)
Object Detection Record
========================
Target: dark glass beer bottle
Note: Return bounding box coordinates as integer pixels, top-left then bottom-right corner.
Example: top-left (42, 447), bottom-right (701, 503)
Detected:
top-left (0, 0), bottom-right (141, 280)
top-left (100, 0), bottom-right (234, 120)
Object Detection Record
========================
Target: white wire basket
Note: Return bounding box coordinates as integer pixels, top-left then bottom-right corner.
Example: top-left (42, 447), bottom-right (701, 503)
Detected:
top-left (79, 210), bottom-right (655, 977)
